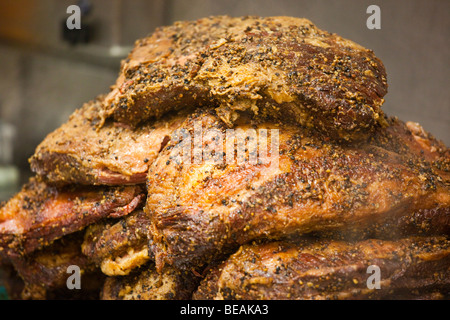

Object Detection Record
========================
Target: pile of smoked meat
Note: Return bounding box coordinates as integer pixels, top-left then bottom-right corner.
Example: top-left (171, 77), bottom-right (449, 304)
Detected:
top-left (0, 16), bottom-right (448, 300)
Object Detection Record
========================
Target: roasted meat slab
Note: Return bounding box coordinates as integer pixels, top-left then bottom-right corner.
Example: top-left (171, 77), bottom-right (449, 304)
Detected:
top-left (10, 233), bottom-right (90, 290)
top-left (30, 97), bottom-right (185, 186)
top-left (103, 16), bottom-right (387, 141)
top-left (0, 177), bottom-right (144, 258)
top-left (8, 232), bottom-right (104, 300)
top-left (193, 237), bottom-right (450, 300)
top-left (145, 110), bottom-right (449, 271)
top-left (1, 15), bottom-right (448, 301)
top-left (82, 210), bottom-right (152, 276)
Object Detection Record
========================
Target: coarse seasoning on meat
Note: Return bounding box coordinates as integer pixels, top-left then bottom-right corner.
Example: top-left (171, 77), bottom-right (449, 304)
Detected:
top-left (103, 16), bottom-right (388, 141)
top-left (193, 237), bottom-right (450, 300)
top-left (0, 15), bottom-right (448, 300)
top-left (8, 232), bottom-right (103, 300)
top-left (0, 177), bottom-right (145, 258)
top-left (30, 96), bottom-right (186, 186)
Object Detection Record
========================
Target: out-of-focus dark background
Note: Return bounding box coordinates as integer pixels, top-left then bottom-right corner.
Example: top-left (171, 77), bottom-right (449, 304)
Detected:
top-left (0, 0), bottom-right (448, 199)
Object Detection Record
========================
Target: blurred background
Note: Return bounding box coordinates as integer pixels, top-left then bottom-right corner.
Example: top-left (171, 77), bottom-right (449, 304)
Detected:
top-left (0, 0), bottom-right (448, 200)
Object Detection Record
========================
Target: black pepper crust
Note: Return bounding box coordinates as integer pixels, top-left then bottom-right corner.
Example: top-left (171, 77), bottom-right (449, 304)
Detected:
top-left (0, 177), bottom-right (145, 259)
top-left (145, 110), bottom-right (449, 272)
top-left (7, 232), bottom-right (105, 300)
top-left (103, 15), bottom-right (388, 141)
top-left (29, 96), bottom-right (186, 186)
top-left (193, 237), bottom-right (450, 300)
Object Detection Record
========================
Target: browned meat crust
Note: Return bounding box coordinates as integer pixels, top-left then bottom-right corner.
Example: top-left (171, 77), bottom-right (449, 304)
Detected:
top-left (0, 177), bottom-right (145, 258)
top-left (82, 210), bottom-right (152, 275)
top-left (7, 232), bottom-right (104, 300)
top-left (103, 16), bottom-right (387, 141)
top-left (30, 97), bottom-right (185, 186)
top-left (2, 15), bottom-right (449, 301)
top-left (101, 263), bottom-right (199, 300)
top-left (145, 110), bottom-right (449, 271)
top-left (82, 210), bottom-right (151, 264)
top-left (193, 237), bottom-right (450, 300)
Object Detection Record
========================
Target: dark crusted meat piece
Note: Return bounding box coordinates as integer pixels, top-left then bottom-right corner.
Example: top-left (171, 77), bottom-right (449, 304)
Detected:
top-left (193, 237), bottom-right (450, 300)
top-left (0, 262), bottom-right (25, 300)
top-left (103, 16), bottom-right (388, 141)
top-left (0, 177), bottom-right (144, 258)
top-left (101, 263), bottom-right (199, 300)
top-left (145, 110), bottom-right (449, 271)
top-left (30, 97), bottom-right (185, 186)
top-left (8, 232), bottom-right (104, 300)
top-left (82, 210), bottom-right (152, 276)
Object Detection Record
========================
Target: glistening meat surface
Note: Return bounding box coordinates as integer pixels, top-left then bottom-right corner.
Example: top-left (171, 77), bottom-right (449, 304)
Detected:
top-left (193, 237), bottom-right (450, 300)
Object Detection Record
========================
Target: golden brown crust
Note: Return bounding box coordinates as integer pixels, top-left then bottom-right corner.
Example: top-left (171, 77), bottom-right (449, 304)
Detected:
top-left (101, 263), bottom-right (199, 300)
top-left (30, 97), bottom-right (185, 186)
